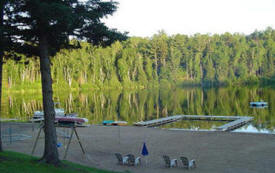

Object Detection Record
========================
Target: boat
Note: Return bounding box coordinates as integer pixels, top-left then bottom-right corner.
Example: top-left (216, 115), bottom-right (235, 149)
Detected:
top-left (111, 121), bottom-right (128, 126)
top-left (32, 108), bottom-right (66, 120)
top-left (102, 120), bottom-right (128, 126)
top-left (31, 108), bottom-right (78, 122)
top-left (250, 101), bottom-right (268, 107)
top-left (56, 117), bottom-right (88, 125)
top-left (102, 120), bottom-right (114, 125)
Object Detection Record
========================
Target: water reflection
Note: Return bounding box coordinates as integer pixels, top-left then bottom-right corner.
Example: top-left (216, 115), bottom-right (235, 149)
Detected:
top-left (1, 86), bottom-right (275, 133)
top-left (159, 120), bottom-right (228, 130)
top-left (233, 124), bottom-right (275, 134)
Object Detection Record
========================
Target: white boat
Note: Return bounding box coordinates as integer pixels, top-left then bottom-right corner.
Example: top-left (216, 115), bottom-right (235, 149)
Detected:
top-left (32, 108), bottom-right (65, 119)
top-left (111, 121), bottom-right (128, 126)
top-left (102, 120), bottom-right (128, 126)
top-left (250, 101), bottom-right (268, 107)
top-left (31, 108), bottom-right (78, 122)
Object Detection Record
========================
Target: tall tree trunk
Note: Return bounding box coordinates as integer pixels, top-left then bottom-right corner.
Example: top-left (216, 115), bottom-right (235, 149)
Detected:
top-left (0, 49), bottom-right (3, 153)
top-left (39, 35), bottom-right (60, 165)
top-left (0, 0), bottom-right (5, 152)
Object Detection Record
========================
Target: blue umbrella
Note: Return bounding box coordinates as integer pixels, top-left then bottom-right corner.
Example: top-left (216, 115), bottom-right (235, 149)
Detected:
top-left (57, 142), bottom-right (62, 148)
top-left (141, 142), bottom-right (149, 156)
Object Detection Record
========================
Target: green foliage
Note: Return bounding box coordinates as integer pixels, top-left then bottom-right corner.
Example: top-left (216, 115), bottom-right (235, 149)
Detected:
top-left (3, 28), bottom-right (275, 89)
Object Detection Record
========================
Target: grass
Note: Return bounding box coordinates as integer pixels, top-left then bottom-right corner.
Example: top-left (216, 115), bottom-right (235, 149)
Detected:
top-left (0, 151), bottom-right (122, 173)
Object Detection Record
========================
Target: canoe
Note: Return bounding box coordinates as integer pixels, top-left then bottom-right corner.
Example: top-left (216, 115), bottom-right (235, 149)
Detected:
top-left (102, 120), bottom-right (114, 125)
top-left (111, 121), bottom-right (128, 126)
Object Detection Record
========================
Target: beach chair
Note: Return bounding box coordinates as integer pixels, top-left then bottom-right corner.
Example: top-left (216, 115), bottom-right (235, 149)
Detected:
top-left (162, 155), bottom-right (177, 168)
top-left (180, 156), bottom-right (196, 169)
top-left (115, 153), bottom-right (129, 165)
top-left (126, 154), bottom-right (141, 166)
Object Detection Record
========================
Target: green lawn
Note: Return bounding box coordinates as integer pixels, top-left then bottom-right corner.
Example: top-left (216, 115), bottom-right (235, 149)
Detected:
top-left (0, 151), bottom-right (122, 173)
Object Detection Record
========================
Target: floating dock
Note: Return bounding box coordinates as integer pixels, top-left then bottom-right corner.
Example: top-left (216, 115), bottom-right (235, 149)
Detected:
top-left (134, 115), bottom-right (253, 131)
top-left (215, 117), bottom-right (253, 131)
top-left (134, 115), bottom-right (183, 127)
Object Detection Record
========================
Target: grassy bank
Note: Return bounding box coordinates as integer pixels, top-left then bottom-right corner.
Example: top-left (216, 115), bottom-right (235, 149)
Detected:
top-left (0, 151), bottom-right (121, 173)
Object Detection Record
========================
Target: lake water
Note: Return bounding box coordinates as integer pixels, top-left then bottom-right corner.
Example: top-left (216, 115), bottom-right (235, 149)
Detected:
top-left (2, 86), bottom-right (275, 133)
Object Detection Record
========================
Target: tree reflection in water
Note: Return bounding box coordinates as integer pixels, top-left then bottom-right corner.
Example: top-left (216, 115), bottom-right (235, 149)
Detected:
top-left (2, 86), bottom-right (275, 132)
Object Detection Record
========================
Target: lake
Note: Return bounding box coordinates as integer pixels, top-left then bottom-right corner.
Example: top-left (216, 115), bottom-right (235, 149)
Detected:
top-left (2, 86), bottom-right (275, 133)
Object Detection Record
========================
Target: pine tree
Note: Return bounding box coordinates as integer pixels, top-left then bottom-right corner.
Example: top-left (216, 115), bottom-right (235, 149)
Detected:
top-left (0, 0), bottom-right (15, 152)
top-left (5, 0), bottom-right (127, 165)
top-left (0, 0), bottom-right (4, 153)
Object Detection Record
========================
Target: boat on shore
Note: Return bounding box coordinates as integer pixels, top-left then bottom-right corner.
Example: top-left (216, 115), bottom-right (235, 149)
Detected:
top-left (32, 108), bottom-right (67, 120)
top-left (31, 108), bottom-right (79, 122)
top-left (56, 117), bottom-right (88, 125)
top-left (102, 120), bottom-right (127, 126)
top-left (102, 120), bottom-right (114, 125)
top-left (111, 121), bottom-right (128, 126)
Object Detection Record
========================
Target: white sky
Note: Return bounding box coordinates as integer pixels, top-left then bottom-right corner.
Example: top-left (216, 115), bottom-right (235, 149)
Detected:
top-left (103, 0), bottom-right (275, 37)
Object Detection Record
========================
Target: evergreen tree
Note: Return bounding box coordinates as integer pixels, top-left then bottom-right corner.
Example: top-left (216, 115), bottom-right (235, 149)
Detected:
top-left (0, 0), bottom-right (5, 153)
top-left (0, 0), bottom-right (15, 152)
top-left (5, 0), bottom-right (127, 165)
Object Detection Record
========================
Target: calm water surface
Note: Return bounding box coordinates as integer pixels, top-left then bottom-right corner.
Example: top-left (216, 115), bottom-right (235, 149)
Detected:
top-left (2, 86), bottom-right (275, 133)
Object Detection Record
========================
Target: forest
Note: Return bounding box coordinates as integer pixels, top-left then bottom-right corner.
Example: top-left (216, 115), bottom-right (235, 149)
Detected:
top-left (3, 27), bottom-right (275, 90)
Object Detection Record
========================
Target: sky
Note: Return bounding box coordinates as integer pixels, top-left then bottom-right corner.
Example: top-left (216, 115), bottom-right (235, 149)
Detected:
top-left (103, 0), bottom-right (275, 37)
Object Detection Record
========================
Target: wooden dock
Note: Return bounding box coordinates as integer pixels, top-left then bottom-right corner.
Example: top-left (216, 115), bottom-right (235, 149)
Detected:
top-left (134, 115), bottom-right (183, 127)
top-left (134, 115), bottom-right (253, 131)
top-left (215, 117), bottom-right (253, 131)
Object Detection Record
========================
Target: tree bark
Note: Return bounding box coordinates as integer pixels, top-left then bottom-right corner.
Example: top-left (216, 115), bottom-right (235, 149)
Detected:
top-left (0, 0), bottom-right (5, 152)
top-left (39, 35), bottom-right (60, 165)
top-left (0, 49), bottom-right (3, 153)
top-left (0, 48), bottom-right (3, 153)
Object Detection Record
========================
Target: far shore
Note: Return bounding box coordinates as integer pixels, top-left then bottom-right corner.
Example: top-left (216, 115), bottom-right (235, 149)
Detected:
top-left (2, 122), bottom-right (275, 173)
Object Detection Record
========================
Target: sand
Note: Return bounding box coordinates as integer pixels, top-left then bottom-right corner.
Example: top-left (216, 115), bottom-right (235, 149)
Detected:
top-left (2, 122), bottom-right (275, 173)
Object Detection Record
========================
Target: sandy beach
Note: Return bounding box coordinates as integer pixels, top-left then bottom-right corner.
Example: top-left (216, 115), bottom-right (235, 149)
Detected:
top-left (2, 122), bottom-right (275, 173)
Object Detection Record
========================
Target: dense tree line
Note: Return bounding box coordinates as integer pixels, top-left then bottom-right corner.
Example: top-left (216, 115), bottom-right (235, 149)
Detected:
top-left (3, 28), bottom-right (275, 89)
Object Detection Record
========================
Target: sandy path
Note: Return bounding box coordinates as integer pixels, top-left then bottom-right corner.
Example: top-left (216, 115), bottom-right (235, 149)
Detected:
top-left (2, 123), bottom-right (275, 173)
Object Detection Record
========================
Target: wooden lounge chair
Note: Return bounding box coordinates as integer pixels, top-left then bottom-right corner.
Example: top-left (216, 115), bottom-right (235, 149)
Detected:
top-left (180, 156), bottom-right (196, 169)
top-left (162, 155), bottom-right (177, 168)
top-left (115, 153), bottom-right (129, 165)
top-left (126, 154), bottom-right (141, 166)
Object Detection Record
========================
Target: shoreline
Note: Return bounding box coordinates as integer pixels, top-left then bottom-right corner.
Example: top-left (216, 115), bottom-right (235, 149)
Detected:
top-left (3, 121), bottom-right (275, 135)
top-left (3, 123), bottom-right (275, 173)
